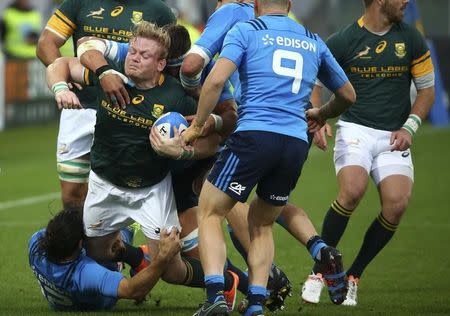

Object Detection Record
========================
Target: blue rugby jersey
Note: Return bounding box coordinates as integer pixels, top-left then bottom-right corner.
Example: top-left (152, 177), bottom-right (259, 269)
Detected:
top-left (28, 229), bottom-right (123, 311)
top-left (220, 15), bottom-right (348, 141)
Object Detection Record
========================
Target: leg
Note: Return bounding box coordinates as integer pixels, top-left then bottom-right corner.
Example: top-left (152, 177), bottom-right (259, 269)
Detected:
top-left (226, 202), bottom-right (251, 259)
top-left (320, 165), bottom-right (369, 250)
top-left (247, 196), bottom-right (283, 287)
top-left (198, 180), bottom-right (236, 276)
top-left (58, 154), bottom-right (90, 209)
top-left (346, 174), bottom-right (412, 279)
top-left (56, 108), bottom-right (96, 209)
top-left (178, 206), bottom-right (200, 258)
top-left (278, 202), bottom-right (318, 246)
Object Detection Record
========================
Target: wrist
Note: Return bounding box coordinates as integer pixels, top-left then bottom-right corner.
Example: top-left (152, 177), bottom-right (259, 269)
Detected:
top-left (95, 64), bottom-right (113, 79)
top-left (210, 114), bottom-right (223, 132)
top-left (176, 147), bottom-right (195, 160)
top-left (401, 114), bottom-right (422, 136)
top-left (51, 81), bottom-right (69, 95)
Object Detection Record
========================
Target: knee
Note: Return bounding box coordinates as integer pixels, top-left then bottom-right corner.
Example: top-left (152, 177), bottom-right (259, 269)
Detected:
top-left (382, 193), bottom-right (411, 223)
top-left (338, 185), bottom-right (366, 210)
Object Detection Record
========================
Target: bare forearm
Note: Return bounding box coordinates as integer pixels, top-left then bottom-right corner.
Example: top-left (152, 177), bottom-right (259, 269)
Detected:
top-left (79, 50), bottom-right (108, 72)
top-left (193, 134), bottom-right (222, 159)
top-left (195, 84), bottom-right (223, 127)
top-left (319, 82), bottom-right (355, 119)
top-left (37, 40), bottom-right (62, 67)
top-left (47, 58), bottom-right (71, 88)
top-left (411, 87), bottom-right (435, 120)
top-left (118, 255), bottom-right (168, 300)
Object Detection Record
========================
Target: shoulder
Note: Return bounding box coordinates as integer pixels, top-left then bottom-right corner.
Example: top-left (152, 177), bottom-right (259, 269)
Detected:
top-left (328, 22), bottom-right (359, 43)
top-left (394, 21), bottom-right (424, 39)
top-left (160, 75), bottom-right (189, 98)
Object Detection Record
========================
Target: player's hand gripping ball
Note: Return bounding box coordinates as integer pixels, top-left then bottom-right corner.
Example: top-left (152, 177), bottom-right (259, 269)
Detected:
top-left (154, 112), bottom-right (189, 138)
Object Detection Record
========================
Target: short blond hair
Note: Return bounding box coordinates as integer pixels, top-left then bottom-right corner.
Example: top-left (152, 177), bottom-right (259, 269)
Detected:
top-left (131, 21), bottom-right (171, 59)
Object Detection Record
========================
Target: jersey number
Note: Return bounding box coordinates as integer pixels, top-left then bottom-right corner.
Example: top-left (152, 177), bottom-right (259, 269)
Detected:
top-left (272, 49), bottom-right (304, 94)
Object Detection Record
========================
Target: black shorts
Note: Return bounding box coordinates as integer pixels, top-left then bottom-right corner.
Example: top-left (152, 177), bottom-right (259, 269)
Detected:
top-left (207, 131), bottom-right (309, 206)
top-left (170, 156), bottom-right (216, 213)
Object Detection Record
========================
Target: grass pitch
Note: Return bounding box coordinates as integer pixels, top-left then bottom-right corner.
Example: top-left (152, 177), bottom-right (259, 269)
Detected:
top-left (0, 122), bottom-right (449, 315)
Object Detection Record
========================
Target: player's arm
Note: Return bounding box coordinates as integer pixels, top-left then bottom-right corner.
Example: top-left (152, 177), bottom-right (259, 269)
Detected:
top-left (308, 38), bottom-right (355, 132)
top-left (37, 30), bottom-right (67, 66)
top-left (391, 31), bottom-right (435, 152)
top-left (310, 84), bottom-right (333, 151)
top-left (183, 58), bottom-right (237, 143)
top-left (77, 37), bottom-right (130, 108)
top-left (46, 57), bottom-right (84, 109)
top-left (117, 229), bottom-right (181, 301)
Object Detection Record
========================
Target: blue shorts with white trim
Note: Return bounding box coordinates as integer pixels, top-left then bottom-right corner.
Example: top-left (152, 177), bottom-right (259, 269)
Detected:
top-left (207, 131), bottom-right (309, 206)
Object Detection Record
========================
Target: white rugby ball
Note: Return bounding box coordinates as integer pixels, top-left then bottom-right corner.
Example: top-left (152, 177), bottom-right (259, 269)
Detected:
top-left (154, 112), bottom-right (189, 138)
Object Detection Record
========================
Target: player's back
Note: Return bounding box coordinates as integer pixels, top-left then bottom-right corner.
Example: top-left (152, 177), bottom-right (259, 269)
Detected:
top-left (223, 15), bottom-right (325, 141)
top-left (28, 230), bottom-right (120, 311)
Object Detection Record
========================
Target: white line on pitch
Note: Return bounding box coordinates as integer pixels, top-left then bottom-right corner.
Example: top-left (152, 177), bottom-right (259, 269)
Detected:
top-left (0, 192), bottom-right (60, 211)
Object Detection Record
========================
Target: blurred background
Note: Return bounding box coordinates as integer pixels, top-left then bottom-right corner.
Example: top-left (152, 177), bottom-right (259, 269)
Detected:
top-left (0, 0), bottom-right (449, 130)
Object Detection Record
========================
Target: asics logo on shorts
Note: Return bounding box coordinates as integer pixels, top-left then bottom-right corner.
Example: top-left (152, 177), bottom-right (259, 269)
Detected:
top-left (229, 182), bottom-right (246, 196)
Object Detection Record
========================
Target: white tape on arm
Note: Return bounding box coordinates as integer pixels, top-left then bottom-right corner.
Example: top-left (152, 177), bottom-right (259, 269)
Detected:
top-left (77, 39), bottom-right (107, 58)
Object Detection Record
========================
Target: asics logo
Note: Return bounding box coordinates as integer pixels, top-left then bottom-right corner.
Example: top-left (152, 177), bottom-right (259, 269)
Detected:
top-left (229, 182), bottom-right (246, 195)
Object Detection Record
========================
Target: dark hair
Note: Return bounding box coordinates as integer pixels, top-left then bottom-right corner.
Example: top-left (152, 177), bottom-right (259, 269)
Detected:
top-left (37, 208), bottom-right (84, 263)
top-left (363, 0), bottom-right (375, 7)
top-left (164, 24), bottom-right (191, 62)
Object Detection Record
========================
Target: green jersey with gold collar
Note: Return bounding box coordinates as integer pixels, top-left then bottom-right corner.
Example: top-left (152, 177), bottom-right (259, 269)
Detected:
top-left (46, 0), bottom-right (175, 108)
top-left (84, 64), bottom-right (197, 189)
top-left (326, 17), bottom-right (433, 131)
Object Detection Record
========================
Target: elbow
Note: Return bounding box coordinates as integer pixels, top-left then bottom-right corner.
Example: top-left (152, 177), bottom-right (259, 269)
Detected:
top-left (181, 55), bottom-right (202, 78)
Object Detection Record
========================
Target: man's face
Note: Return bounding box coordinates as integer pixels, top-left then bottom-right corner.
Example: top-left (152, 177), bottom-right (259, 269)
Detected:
top-left (125, 37), bottom-right (166, 81)
top-left (381, 0), bottom-right (409, 23)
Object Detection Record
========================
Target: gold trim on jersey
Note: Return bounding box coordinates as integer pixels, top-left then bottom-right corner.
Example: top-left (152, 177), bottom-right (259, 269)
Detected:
top-left (158, 74), bottom-right (165, 86)
top-left (357, 16), bottom-right (365, 28)
top-left (47, 10), bottom-right (76, 39)
top-left (411, 51), bottom-right (434, 78)
top-left (83, 68), bottom-right (91, 86)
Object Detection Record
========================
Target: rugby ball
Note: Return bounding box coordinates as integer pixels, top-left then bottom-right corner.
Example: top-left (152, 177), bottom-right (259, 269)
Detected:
top-left (154, 112), bottom-right (189, 138)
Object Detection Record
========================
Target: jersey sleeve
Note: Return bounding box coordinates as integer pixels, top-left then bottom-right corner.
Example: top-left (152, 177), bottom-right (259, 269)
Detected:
top-left (409, 27), bottom-right (434, 79)
top-left (325, 29), bottom-right (348, 64)
top-left (104, 41), bottom-right (129, 64)
top-left (77, 260), bottom-right (124, 298)
top-left (195, 5), bottom-right (240, 59)
top-left (46, 0), bottom-right (79, 40)
top-left (219, 24), bottom-right (247, 69)
top-left (317, 37), bottom-right (349, 92)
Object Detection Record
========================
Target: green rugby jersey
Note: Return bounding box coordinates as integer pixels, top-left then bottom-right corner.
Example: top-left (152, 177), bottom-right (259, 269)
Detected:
top-left (46, 0), bottom-right (175, 108)
top-left (83, 65), bottom-right (197, 189)
top-left (326, 17), bottom-right (433, 131)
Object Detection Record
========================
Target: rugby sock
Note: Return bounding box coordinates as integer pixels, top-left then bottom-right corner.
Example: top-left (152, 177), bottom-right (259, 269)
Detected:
top-left (245, 285), bottom-right (266, 316)
top-left (226, 258), bottom-right (249, 294)
top-left (347, 213), bottom-right (397, 278)
top-left (205, 275), bottom-right (225, 303)
top-left (321, 200), bottom-right (353, 247)
top-left (306, 235), bottom-right (327, 262)
top-left (181, 256), bottom-right (205, 288)
top-left (228, 224), bottom-right (249, 263)
top-left (116, 243), bottom-right (143, 269)
top-left (313, 201), bottom-right (352, 274)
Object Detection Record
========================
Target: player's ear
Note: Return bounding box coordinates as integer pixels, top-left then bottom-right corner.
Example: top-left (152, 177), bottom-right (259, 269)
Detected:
top-left (158, 58), bottom-right (167, 72)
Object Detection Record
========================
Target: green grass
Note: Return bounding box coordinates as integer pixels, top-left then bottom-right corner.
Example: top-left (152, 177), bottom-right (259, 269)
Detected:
top-left (0, 122), bottom-right (450, 315)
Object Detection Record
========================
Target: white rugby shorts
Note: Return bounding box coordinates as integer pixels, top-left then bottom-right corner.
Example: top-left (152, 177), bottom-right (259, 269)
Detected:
top-left (83, 171), bottom-right (180, 240)
top-left (334, 120), bottom-right (414, 185)
top-left (56, 109), bottom-right (96, 162)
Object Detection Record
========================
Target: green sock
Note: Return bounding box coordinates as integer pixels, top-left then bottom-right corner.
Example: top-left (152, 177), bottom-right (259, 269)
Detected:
top-left (347, 213), bottom-right (397, 278)
top-left (181, 256), bottom-right (205, 288)
top-left (313, 200), bottom-right (352, 273)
